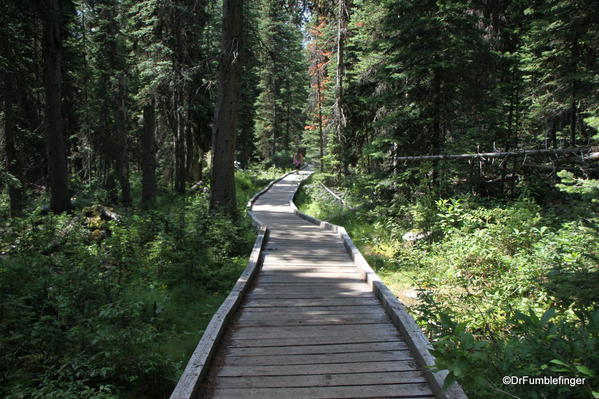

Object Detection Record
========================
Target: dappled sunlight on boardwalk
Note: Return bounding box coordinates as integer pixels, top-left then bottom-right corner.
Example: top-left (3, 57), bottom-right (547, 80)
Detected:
top-left (199, 171), bottom-right (437, 399)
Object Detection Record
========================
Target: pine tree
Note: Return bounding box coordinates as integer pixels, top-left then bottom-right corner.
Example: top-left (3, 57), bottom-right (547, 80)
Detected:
top-left (40, 0), bottom-right (73, 213)
top-left (305, 15), bottom-right (332, 171)
top-left (210, 0), bottom-right (244, 217)
top-left (523, 0), bottom-right (599, 147)
top-left (254, 0), bottom-right (308, 164)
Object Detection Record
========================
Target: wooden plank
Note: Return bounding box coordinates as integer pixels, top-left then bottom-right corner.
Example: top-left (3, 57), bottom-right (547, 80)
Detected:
top-left (261, 263), bottom-right (366, 274)
top-left (262, 250), bottom-right (352, 258)
top-left (249, 286), bottom-right (369, 293)
top-left (217, 360), bottom-right (421, 377)
top-left (231, 323), bottom-right (399, 339)
top-left (265, 244), bottom-right (345, 250)
top-left (249, 282), bottom-right (369, 292)
top-left (238, 310), bottom-right (386, 321)
top-left (247, 289), bottom-right (371, 297)
top-left (216, 371), bottom-right (426, 389)
top-left (235, 313), bottom-right (390, 327)
top-left (256, 275), bottom-right (363, 284)
top-left (261, 262), bottom-right (356, 268)
top-left (228, 335), bottom-right (404, 348)
top-left (262, 253), bottom-right (351, 261)
top-left (263, 255), bottom-right (352, 260)
top-left (268, 233), bottom-right (340, 239)
top-left (226, 341), bottom-right (408, 356)
top-left (239, 304), bottom-right (383, 313)
top-left (259, 270), bottom-right (361, 277)
top-left (224, 350), bottom-right (414, 367)
top-left (246, 291), bottom-right (373, 300)
top-left (243, 297), bottom-right (379, 308)
top-left (239, 307), bottom-right (385, 319)
top-left (211, 383), bottom-right (433, 398)
top-left (266, 238), bottom-right (344, 245)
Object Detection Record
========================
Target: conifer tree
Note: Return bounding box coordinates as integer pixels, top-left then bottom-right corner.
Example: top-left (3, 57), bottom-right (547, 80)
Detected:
top-left (210, 0), bottom-right (243, 216)
top-left (305, 15), bottom-right (332, 171)
top-left (254, 0), bottom-right (308, 164)
top-left (40, 0), bottom-right (73, 213)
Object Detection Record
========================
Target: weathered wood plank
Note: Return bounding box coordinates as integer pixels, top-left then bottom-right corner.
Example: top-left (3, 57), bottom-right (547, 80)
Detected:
top-left (259, 270), bottom-right (361, 277)
top-left (211, 383), bottom-right (434, 398)
top-left (226, 341), bottom-right (407, 356)
top-left (266, 238), bottom-right (344, 245)
top-left (236, 314), bottom-right (389, 327)
top-left (235, 313), bottom-right (390, 327)
top-left (215, 371), bottom-right (426, 388)
top-left (261, 262), bottom-right (357, 268)
top-left (239, 304), bottom-right (383, 313)
top-left (260, 263), bottom-right (357, 270)
top-left (265, 242), bottom-right (344, 248)
top-left (232, 323), bottom-right (399, 339)
top-left (246, 292), bottom-right (373, 300)
top-left (262, 256), bottom-right (350, 264)
top-left (239, 307), bottom-right (385, 319)
top-left (249, 282), bottom-right (369, 292)
top-left (217, 359), bottom-right (421, 377)
top-left (227, 335), bottom-right (403, 348)
top-left (224, 350), bottom-right (414, 367)
top-left (262, 254), bottom-right (351, 261)
top-left (256, 275), bottom-right (364, 284)
top-left (246, 292), bottom-right (372, 300)
top-left (243, 297), bottom-right (379, 308)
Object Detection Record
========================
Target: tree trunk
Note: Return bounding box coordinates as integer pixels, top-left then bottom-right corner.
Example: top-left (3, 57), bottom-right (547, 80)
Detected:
top-left (284, 80), bottom-right (291, 152)
top-left (186, 101), bottom-right (200, 183)
top-left (3, 73), bottom-right (23, 217)
top-left (333, 0), bottom-right (348, 174)
top-left (317, 72), bottom-right (324, 172)
top-left (174, 89), bottom-right (187, 194)
top-left (431, 69), bottom-right (442, 188)
top-left (210, 0), bottom-right (243, 217)
top-left (116, 74), bottom-right (131, 204)
top-left (42, 0), bottom-right (70, 213)
top-left (142, 101), bottom-right (157, 208)
top-left (570, 98), bottom-right (576, 147)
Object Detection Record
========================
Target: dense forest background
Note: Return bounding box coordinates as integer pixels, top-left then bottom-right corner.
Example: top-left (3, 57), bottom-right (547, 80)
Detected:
top-left (1, 0), bottom-right (598, 397)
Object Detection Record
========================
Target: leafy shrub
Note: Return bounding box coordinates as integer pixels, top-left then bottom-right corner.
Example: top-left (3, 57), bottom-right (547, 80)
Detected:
top-left (297, 171), bottom-right (599, 398)
top-left (0, 169), bottom-right (272, 398)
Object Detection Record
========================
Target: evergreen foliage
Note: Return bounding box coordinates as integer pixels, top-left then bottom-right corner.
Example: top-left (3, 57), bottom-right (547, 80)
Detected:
top-left (254, 0), bottom-right (308, 164)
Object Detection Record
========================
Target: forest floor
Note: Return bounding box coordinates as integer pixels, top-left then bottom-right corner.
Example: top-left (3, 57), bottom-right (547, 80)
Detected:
top-left (295, 172), bottom-right (598, 399)
top-left (0, 168), bottom-right (283, 399)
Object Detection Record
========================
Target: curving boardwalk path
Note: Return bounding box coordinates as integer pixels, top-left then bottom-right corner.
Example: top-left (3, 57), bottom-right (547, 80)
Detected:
top-left (198, 171), bottom-right (440, 399)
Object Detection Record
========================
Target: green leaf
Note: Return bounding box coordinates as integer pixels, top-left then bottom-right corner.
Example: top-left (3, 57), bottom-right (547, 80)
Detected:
top-left (540, 308), bottom-right (556, 325)
top-left (575, 365), bottom-right (594, 377)
top-left (549, 359), bottom-right (569, 367)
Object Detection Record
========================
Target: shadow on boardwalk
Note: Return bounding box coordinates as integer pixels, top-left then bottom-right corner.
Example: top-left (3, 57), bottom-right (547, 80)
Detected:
top-left (198, 172), bottom-right (436, 399)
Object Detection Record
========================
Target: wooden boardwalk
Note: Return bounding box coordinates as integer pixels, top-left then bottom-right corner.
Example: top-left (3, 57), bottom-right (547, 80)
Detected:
top-left (193, 172), bottom-right (437, 399)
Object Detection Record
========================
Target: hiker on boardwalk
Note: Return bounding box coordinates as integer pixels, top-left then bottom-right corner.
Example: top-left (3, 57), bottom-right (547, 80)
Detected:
top-left (293, 149), bottom-right (303, 173)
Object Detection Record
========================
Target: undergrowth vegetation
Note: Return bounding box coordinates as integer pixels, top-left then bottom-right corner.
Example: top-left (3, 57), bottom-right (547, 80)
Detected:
top-left (296, 171), bottom-right (599, 399)
top-left (0, 168), bottom-right (281, 398)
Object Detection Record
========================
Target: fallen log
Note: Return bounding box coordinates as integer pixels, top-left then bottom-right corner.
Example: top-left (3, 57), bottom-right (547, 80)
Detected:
top-left (395, 147), bottom-right (595, 162)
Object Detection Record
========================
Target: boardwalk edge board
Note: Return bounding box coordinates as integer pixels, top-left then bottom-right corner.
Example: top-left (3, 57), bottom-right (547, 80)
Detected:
top-left (290, 177), bottom-right (468, 399)
top-left (170, 171), bottom-right (296, 399)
